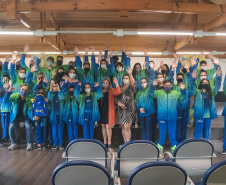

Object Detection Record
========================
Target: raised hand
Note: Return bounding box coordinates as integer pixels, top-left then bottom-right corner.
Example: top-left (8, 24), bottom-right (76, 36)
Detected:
top-left (171, 60), bottom-right (177, 69)
top-left (5, 55), bottom-right (10, 62)
top-left (12, 52), bottom-right (17, 61)
top-left (160, 61), bottom-right (164, 69)
top-left (113, 77), bottom-right (118, 85)
top-left (127, 67), bottom-right (132, 75)
top-left (85, 48), bottom-right (89, 55)
top-left (153, 80), bottom-right (158, 86)
top-left (91, 46), bottom-right (95, 55)
top-left (109, 50), bottom-right (114, 57)
top-left (24, 45), bottom-right (30, 54)
top-left (8, 86), bottom-right (15, 92)
top-left (125, 51), bottom-right (132, 57)
top-left (39, 52), bottom-right (44, 59)
top-left (121, 43), bottom-right (125, 52)
top-left (74, 46), bottom-right (79, 55)
top-left (216, 67), bottom-right (222, 76)
top-left (144, 51), bottom-right (148, 56)
top-left (179, 83), bottom-right (185, 90)
top-left (106, 42), bottom-right (111, 50)
top-left (212, 57), bottom-right (220, 65)
top-left (190, 56), bottom-right (197, 67)
top-left (192, 70), bottom-right (197, 79)
top-left (94, 82), bottom-right (99, 87)
top-left (78, 82), bottom-right (81, 86)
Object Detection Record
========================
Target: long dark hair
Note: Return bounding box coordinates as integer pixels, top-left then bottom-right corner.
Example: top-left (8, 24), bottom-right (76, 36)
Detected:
top-left (198, 79), bottom-right (212, 100)
top-left (132, 63), bottom-right (141, 79)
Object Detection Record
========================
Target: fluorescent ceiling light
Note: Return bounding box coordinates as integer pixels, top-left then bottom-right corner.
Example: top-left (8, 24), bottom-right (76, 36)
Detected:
top-left (0, 31), bottom-right (33, 35)
top-left (0, 52), bottom-right (13, 54)
top-left (215, 33), bottom-right (226, 36)
top-left (137, 31), bottom-right (193, 36)
top-left (176, 52), bottom-right (210, 55)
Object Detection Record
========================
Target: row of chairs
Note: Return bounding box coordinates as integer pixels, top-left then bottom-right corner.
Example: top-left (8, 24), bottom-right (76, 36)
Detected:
top-left (52, 139), bottom-right (226, 185)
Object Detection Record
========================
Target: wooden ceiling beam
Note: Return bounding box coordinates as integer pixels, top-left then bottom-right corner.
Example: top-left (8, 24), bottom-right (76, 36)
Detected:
top-left (6, 0), bottom-right (17, 20)
top-left (0, 1), bottom-right (223, 14)
top-left (18, 13), bottom-right (36, 30)
top-left (174, 15), bottom-right (226, 50)
top-left (49, 12), bottom-right (59, 30)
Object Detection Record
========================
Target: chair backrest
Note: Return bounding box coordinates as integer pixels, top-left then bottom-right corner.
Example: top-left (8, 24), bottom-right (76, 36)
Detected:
top-left (202, 160), bottom-right (226, 185)
top-left (128, 161), bottom-right (187, 185)
top-left (117, 140), bottom-right (159, 178)
top-left (52, 161), bottom-right (111, 185)
top-left (173, 138), bottom-right (214, 176)
top-left (65, 139), bottom-right (108, 168)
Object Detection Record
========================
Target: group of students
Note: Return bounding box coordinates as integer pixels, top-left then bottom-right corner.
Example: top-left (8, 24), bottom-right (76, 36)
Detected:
top-left (0, 44), bottom-right (226, 155)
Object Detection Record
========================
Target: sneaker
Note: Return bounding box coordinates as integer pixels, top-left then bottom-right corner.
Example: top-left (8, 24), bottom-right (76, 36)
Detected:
top-left (34, 144), bottom-right (42, 150)
top-left (157, 144), bottom-right (164, 156)
top-left (52, 145), bottom-right (57, 150)
top-left (42, 144), bottom-right (46, 150)
top-left (58, 145), bottom-right (64, 150)
top-left (26, 144), bottom-right (33, 151)
top-left (171, 145), bottom-right (176, 154)
top-left (8, 144), bottom-right (17, 150)
top-left (222, 149), bottom-right (226, 155)
top-left (0, 142), bottom-right (4, 147)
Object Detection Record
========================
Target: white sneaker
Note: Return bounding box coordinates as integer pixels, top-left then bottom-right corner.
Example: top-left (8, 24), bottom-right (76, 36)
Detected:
top-left (8, 144), bottom-right (17, 150)
top-left (26, 143), bottom-right (33, 151)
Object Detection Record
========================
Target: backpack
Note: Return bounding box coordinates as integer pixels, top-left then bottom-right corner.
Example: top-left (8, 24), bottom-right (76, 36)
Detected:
top-left (32, 94), bottom-right (48, 118)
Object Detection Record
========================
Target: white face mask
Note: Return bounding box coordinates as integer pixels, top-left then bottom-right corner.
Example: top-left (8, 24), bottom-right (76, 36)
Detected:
top-left (101, 64), bottom-right (106, 69)
top-left (201, 66), bottom-right (207, 70)
top-left (141, 82), bottom-right (148, 88)
top-left (69, 73), bottom-right (76, 78)
top-left (123, 79), bottom-right (129, 85)
top-left (19, 73), bottom-right (26, 79)
top-left (116, 66), bottom-right (122, 72)
top-left (85, 88), bottom-right (91, 94)
top-left (200, 75), bottom-right (207, 80)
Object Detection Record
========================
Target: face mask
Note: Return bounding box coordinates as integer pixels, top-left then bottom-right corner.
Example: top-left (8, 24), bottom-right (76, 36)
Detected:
top-left (68, 91), bottom-right (74, 96)
top-left (19, 73), bottom-right (26, 79)
top-left (84, 68), bottom-right (90, 72)
top-left (57, 60), bottom-right (63, 65)
top-left (47, 61), bottom-right (53, 66)
top-left (102, 83), bottom-right (109, 89)
top-left (20, 90), bottom-right (28, 97)
top-left (162, 70), bottom-right (168, 75)
top-left (202, 84), bottom-right (209, 89)
top-left (201, 66), bottom-right (207, 70)
top-left (177, 78), bottom-right (183, 84)
top-left (69, 65), bottom-right (74, 70)
top-left (16, 65), bottom-right (21, 70)
top-left (69, 74), bottom-right (76, 78)
top-left (136, 68), bottom-right (141, 72)
top-left (123, 79), bottom-right (129, 85)
top-left (141, 82), bottom-right (148, 88)
top-left (85, 88), bottom-right (91, 94)
top-left (200, 76), bottom-right (207, 80)
top-left (101, 64), bottom-right (107, 69)
top-left (182, 68), bottom-right (187, 74)
top-left (116, 66), bottom-right (122, 72)
top-left (164, 86), bottom-right (172, 93)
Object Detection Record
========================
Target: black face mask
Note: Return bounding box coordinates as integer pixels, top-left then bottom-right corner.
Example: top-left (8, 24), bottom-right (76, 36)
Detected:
top-left (177, 78), bottom-right (183, 84)
top-left (16, 65), bottom-right (21, 70)
top-left (84, 68), bottom-right (90, 72)
top-left (57, 60), bottom-right (63, 66)
top-left (0, 66), bottom-right (2, 70)
top-left (162, 70), bottom-right (168, 75)
top-left (59, 72), bottom-right (65, 78)
top-left (182, 68), bottom-right (187, 74)
top-left (202, 84), bottom-right (210, 89)
top-left (68, 91), bottom-right (74, 96)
